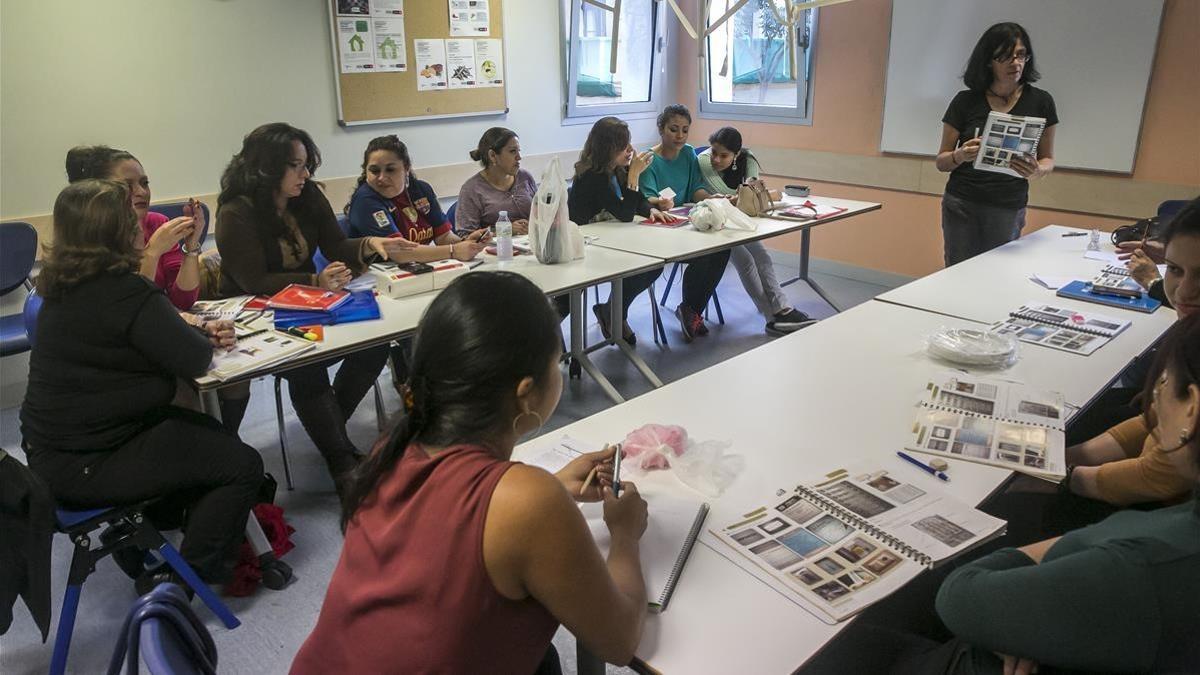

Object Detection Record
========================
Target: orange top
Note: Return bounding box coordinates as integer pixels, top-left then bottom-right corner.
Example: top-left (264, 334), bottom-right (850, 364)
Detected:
top-left (1095, 416), bottom-right (1193, 506)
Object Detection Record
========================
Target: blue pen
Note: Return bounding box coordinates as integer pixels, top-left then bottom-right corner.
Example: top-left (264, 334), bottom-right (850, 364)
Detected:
top-left (896, 451), bottom-right (950, 482)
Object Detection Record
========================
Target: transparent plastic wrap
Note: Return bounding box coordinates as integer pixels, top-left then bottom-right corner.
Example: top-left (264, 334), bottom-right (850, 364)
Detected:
top-left (688, 198), bottom-right (756, 233)
top-left (925, 327), bottom-right (1019, 369)
top-left (621, 423), bottom-right (744, 497)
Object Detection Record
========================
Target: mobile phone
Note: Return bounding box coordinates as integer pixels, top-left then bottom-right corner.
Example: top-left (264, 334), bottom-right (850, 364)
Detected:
top-left (785, 185), bottom-right (810, 197)
top-left (397, 262), bottom-right (434, 274)
top-left (612, 443), bottom-right (623, 497)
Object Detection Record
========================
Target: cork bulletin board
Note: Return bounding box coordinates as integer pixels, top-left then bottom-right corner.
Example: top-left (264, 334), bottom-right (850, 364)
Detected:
top-left (328, 0), bottom-right (508, 125)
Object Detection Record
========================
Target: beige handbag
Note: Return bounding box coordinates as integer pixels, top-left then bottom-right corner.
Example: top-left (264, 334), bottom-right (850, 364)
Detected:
top-left (736, 178), bottom-right (774, 217)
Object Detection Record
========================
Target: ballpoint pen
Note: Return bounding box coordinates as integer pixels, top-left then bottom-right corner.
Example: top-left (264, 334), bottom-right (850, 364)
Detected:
top-left (896, 451), bottom-right (950, 482)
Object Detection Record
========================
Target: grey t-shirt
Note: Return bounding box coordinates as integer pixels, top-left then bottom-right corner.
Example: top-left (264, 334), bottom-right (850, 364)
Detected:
top-left (454, 169), bottom-right (538, 232)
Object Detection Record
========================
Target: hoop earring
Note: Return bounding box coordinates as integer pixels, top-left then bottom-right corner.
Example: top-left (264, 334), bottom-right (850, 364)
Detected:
top-left (512, 409), bottom-right (544, 436)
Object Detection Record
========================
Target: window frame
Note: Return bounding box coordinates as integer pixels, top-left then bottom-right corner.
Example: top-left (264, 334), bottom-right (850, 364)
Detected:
top-left (697, 4), bottom-right (819, 125)
top-left (560, 0), bottom-right (667, 125)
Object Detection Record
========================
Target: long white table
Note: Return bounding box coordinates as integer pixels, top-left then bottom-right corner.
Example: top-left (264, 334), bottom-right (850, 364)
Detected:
top-left (583, 195), bottom-right (881, 311)
top-left (516, 297), bottom-right (1155, 674)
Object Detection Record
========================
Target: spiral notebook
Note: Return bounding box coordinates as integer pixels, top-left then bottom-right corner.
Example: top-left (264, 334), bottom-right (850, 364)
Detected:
top-left (989, 303), bottom-right (1131, 356)
top-left (525, 437), bottom-right (709, 613)
top-left (905, 372), bottom-right (1067, 481)
top-left (704, 460), bottom-right (1005, 624)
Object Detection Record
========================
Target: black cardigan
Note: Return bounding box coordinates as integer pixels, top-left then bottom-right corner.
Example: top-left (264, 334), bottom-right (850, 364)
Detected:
top-left (568, 169), bottom-right (652, 224)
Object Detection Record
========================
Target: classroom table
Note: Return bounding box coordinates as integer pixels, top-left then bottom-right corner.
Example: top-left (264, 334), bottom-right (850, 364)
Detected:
top-left (583, 195), bottom-right (881, 311)
top-left (515, 297), bottom-right (1156, 674)
top-left (193, 244), bottom-right (666, 414)
top-left (874, 224), bottom-right (1178, 410)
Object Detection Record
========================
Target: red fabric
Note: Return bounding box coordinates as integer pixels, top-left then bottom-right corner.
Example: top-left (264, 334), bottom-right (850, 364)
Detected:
top-left (225, 503), bottom-right (295, 597)
top-left (389, 192), bottom-right (451, 244)
top-left (291, 444), bottom-right (559, 674)
top-left (140, 212), bottom-right (199, 310)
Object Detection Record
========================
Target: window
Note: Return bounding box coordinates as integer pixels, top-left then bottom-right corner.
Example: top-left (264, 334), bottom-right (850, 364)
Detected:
top-left (700, 1), bottom-right (817, 123)
top-left (562, 0), bottom-right (665, 121)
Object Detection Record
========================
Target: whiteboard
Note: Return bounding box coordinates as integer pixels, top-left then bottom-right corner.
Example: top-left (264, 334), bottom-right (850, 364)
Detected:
top-left (879, 0), bottom-right (1163, 173)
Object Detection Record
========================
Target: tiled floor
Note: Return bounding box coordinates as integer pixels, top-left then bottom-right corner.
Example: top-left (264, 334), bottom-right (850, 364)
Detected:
top-left (0, 265), bottom-right (896, 675)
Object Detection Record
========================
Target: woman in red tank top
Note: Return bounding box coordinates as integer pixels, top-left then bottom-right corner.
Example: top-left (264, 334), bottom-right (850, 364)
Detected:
top-left (292, 272), bottom-right (650, 675)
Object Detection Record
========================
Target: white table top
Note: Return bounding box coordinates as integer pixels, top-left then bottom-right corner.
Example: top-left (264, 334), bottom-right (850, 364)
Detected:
top-left (582, 195), bottom-right (881, 261)
top-left (515, 299), bottom-right (1106, 674)
top-left (195, 245), bottom-right (662, 389)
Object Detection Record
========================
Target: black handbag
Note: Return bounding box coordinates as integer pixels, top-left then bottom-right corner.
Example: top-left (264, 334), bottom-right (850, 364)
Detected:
top-left (1110, 216), bottom-right (1165, 246)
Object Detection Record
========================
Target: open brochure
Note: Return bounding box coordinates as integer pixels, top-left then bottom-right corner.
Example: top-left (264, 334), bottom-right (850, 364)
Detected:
top-left (208, 330), bottom-right (317, 381)
top-left (906, 372), bottom-right (1066, 481)
top-left (189, 296), bottom-right (253, 321)
top-left (973, 111), bottom-right (1046, 177)
top-left (989, 303), bottom-right (1131, 356)
top-left (703, 460), bottom-right (1005, 624)
top-left (523, 436), bottom-right (708, 613)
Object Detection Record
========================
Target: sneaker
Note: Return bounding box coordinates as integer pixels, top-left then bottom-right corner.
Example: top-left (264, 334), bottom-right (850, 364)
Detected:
top-left (675, 304), bottom-right (704, 343)
top-left (766, 308), bottom-right (818, 336)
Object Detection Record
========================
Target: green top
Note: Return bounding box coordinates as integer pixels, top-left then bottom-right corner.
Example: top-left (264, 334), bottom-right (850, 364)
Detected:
top-left (640, 143), bottom-right (708, 203)
top-left (936, 491), bottom-right (1200, 674)
top-left (696, 147), bottom-right (762, 196)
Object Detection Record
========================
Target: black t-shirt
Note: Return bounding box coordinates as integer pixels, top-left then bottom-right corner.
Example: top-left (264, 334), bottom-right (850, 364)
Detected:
top-left (942, 84), bottom-right (1059, 209)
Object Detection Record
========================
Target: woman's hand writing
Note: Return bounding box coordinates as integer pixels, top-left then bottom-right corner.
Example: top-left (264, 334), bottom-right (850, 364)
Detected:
top-left (555, 445), bottom-right (617, 502)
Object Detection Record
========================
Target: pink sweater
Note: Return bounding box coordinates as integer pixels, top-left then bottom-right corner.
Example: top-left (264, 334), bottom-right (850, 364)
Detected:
top-left (141, 211), bottom-right (198, 310)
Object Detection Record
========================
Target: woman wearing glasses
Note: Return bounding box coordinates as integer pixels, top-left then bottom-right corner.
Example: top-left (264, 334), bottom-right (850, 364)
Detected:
top-left (935, 23), bottom-right (1058, 266)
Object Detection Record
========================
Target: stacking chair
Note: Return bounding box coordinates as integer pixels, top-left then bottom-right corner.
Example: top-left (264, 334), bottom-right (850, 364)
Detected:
top-left (0, 221), bottom-right (38, 357)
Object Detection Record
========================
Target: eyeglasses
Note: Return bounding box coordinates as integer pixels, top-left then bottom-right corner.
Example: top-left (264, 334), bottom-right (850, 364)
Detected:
top-left (993, 51), bottom-right (1030, 64)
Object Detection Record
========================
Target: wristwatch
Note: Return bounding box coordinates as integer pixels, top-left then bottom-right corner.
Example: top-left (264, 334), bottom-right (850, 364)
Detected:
top-left (180, 241), bottom-right (200, 256)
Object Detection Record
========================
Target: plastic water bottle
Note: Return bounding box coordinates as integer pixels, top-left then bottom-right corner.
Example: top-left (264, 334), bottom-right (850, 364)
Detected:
top-left (496, 210), bottom-right (513, 265)
top-left (1087, 228), bottom-right (1101, 252)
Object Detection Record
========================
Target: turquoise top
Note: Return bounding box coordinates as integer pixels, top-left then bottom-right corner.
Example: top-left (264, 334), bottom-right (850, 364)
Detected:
top-left (640, 144), bottom-right (707, 203)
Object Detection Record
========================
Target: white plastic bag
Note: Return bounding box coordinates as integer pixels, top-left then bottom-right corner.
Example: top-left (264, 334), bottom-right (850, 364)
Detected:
top-left (688, 197), bottom-right (757, 233)
top-left (528, 156), bottom-right (584, 264)
top-left (621, 423), bottom-right (744, 498)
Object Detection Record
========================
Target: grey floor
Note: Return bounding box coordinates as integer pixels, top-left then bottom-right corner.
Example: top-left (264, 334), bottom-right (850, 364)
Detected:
top-left (0, 264), bottom-right (895, 675)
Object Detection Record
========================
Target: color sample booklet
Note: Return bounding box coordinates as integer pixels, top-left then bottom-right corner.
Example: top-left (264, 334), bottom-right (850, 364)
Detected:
top-left (208, 330), bottom-right (317, 381)
top-left (189, 296), bottom-right (253, 321)
top-left (906, 372), bottom-right (1067, 481)
top-left (973, 111), bottom-right (1046, 177)
top-left (704, 460), bottom-right (1004, 624)
top-left (989, 303), bottom-right (1131, 356)
top-left (523, 436), bottom-right (708, 613)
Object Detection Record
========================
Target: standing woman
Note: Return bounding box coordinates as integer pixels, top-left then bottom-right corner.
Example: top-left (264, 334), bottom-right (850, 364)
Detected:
top-left (935, 22), bottom-right (1058, 266)
top-left (21, 179), bottom-right (261, 594)
top-left (455, 127), bottom-right (538, 234)
top-left (64, 146), bottom-right (204, 310)
top-left (641, 104), bottom-right (731, 342)
top-left (216, 123), bottom-right (414, 492)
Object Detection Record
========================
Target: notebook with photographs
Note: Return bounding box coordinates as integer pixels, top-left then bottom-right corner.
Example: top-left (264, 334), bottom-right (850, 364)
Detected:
top-left (973, 111), bottom-right (1046, 177)
top-left (208, 330), bottom-right (317, 381)
top-left (525, 437), bottom-right (709, 613)
top-left (703, 461), bottom-right (1005, 624)
top-left (189, 296), bottom-right (253, 321)
top-left (906, 372), bottom-right (1067, 481)
top-left (989, 303), bottom-right (1132, 356)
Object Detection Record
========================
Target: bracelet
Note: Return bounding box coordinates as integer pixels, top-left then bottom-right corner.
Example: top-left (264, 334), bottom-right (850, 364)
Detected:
top-left (180, 241), bottom-right (200, 256)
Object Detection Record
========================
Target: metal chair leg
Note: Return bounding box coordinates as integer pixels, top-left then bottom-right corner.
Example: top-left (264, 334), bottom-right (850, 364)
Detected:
top-left (373, 382), bottom-right (386, 431)
top-left (659, 262), bottom-right (681, 306)
top-left (649, 283), bottom-right (668, 346)
top-left (712, 291), bottom-right (725, 325)
top-left (273, 377), bottom-right (294, 491)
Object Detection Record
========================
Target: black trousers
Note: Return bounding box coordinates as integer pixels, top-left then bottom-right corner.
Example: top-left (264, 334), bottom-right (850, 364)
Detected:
top-left (591, 268), bottom-right (663, 314)
top-left (27, 409), bottom-right (263, 584)
top-left (680, 250), bottom-right (731, 312)
top-left (281, 344), bottom-right (390, 414)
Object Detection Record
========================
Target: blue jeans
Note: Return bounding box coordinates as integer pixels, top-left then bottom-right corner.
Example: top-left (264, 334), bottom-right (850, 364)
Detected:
top-left (940, 192), bottom-right (1026, 267)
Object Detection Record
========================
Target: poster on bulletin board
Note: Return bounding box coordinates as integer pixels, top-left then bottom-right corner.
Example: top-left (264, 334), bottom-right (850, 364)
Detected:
top-left (328, 0), bottom-right (508, 125)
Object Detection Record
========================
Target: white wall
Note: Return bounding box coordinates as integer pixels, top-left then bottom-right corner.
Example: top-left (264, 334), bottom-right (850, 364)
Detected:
top-left (0, 0), bottom-right (659, 219)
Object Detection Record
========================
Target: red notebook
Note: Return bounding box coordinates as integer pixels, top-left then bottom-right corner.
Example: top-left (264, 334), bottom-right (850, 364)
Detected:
top-left (266, 284), bottom-right (351, 312)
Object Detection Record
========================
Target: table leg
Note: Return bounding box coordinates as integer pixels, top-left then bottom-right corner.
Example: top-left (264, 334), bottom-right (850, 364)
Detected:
top-left (610, 277), bottom-right (664, 388)
top-left (780, 225), bottom-right (842, 312)
top-left (199, 389), bottom-right (222, 422)
top-left (570, 288), bottom-right (625, 405)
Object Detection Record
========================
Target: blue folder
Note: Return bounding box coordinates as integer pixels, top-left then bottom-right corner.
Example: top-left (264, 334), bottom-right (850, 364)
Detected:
top-left (1055, 280), bottom-right (1162, 314)
top-left (273, 290), bottom-right (381, 328)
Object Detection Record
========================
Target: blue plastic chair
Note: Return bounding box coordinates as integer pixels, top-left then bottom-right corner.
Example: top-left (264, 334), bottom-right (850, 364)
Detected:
top-left (22, 288), bottom-right (42, 348)
top-left (694, 145), bottom-right (709, 155)
top-left (148, 201), bottom-right (211, 246)
top-left (446, 202), bottom-right (458, 233)
top-left (109, 583), bottom-right (218, 675)
top-left (0, 221), bottom-right (38, 356)
top-left (50, 504), bottom-right (238, 675)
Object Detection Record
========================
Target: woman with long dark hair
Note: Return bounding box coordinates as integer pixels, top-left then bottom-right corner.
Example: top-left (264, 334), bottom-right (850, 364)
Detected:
top-left (215, 123), bottom-right (415, 493)
top-left (935, 23), bottom-right (1058, 266)
top-left (293, 272), bottom-right (649, 673)
top-left (21, 179), bottom-right (261, 594)
top-left (567, 116), bottom-right (669, 345)
top-left (699, 126), bottom-right (817, 335)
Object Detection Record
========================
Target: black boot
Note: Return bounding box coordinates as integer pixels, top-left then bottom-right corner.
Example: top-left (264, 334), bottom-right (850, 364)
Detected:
top-left (219, 394), bottom-right (251, 438)
top-left (291, 390), bottom-right (361, 492)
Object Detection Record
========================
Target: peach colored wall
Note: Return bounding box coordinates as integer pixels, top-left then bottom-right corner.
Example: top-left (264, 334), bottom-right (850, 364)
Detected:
top-left (675, 0), bottom-right (1200, 277)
